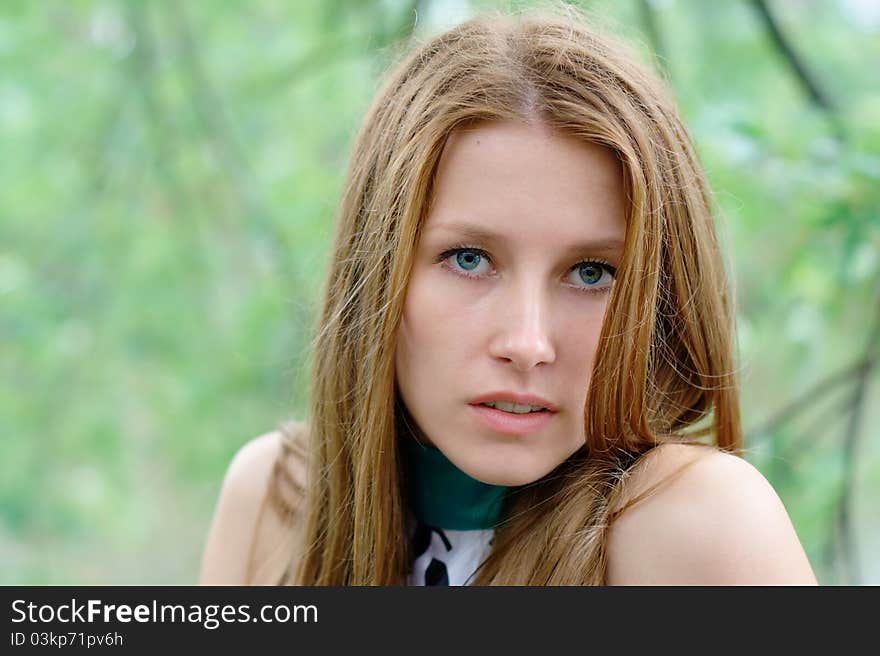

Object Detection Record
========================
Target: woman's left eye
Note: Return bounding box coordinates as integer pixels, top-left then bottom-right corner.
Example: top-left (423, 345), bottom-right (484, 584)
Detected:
top-left (437, 246), bottom-right (617, 294)
top-left (565, 260), bottom-right (617, 292)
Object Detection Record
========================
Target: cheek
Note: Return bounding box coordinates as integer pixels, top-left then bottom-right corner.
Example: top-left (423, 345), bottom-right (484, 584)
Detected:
top-left (585, 318), bottom-right (604, 360)
top-left (559, 307), bottom-right (607, 411)
top-left (399, 270), bottom-right (468, 345)
top-left (396, 274), bottom-right (448, 375)
top-left (564, 307), bottom-right (605, 361)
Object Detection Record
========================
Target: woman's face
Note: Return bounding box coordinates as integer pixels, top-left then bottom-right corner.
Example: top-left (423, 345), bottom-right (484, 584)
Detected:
top-left (395, 120), bottom-right (626, 486)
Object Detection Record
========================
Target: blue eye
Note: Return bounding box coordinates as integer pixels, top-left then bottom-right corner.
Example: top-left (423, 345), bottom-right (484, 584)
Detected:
top-left (577, 262), bottom-right (610, 286)
top-left (454, 249), bottom-right (486, 273)
top-left (437, 245), bottom-right (617, 295)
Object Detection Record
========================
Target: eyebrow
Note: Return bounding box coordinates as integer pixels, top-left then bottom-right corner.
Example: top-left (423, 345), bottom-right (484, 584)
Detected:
top-left (427, 222), bottom-right (626, 257)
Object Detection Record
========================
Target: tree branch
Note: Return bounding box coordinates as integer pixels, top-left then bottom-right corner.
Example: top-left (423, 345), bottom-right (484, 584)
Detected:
top-left (746, 353), bottom-right (875, 442)
top-left (126, 2), bottom-right (195, 217)
top-left (165, 1), bottom-right (295, 271)
top-left (747, 0), bottom-right (845, 141)
top-left (835, 280), bottom-right (880, 583)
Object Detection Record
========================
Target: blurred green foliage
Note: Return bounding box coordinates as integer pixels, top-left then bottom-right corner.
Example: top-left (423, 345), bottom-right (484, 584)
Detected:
top-left (1, 0), bottom-right (878, 584)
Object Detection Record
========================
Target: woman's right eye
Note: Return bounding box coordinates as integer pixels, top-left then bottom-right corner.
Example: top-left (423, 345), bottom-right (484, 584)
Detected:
top-left (437, 247), bottom-right (493, 279)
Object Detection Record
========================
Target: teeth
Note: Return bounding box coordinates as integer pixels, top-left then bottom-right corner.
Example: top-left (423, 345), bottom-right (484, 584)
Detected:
top-left (481, 401), bottom-right (546, 414)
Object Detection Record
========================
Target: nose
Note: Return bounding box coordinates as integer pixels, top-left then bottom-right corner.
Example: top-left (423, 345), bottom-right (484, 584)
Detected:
top-left (488, 278), bottom-right (556, 371)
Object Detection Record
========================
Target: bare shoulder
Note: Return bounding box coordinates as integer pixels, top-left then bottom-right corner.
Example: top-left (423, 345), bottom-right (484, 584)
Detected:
top-left (606, 443), bottom-right (817, 585)
top-left (199, 422), bottom-right (309, 585)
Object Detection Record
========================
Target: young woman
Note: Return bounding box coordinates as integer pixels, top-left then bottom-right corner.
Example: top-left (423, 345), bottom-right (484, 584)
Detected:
top-left (200, 7), bottom-right (817, 586)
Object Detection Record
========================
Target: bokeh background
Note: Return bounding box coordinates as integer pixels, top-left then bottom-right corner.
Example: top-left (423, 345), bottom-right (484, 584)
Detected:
top-left (2, 0), bottom-right (878, 585)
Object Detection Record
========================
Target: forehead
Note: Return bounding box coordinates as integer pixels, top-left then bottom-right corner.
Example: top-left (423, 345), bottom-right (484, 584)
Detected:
top-left (425, 120), bottom-right (626, 245)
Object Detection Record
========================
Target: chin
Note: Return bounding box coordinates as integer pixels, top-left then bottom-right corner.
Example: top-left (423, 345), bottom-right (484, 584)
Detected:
top-left (477, 471), bottom-right (542, 487)
top-left (458, 454), bottom-right (560, 487)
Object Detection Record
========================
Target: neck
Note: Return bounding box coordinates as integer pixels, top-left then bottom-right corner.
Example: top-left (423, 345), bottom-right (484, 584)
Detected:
top-left (401, 438), bottom-right (508, 530)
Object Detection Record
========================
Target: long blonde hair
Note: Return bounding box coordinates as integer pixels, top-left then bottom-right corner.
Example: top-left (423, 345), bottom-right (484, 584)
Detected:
top-left (268, 6), bottom-right (742, 585)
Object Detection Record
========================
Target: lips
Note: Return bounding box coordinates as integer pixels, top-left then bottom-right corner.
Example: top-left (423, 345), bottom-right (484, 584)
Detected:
top-left (469, 402), bottom-right (556, 435)
top-left (469, 391), bottom-right (558, 412)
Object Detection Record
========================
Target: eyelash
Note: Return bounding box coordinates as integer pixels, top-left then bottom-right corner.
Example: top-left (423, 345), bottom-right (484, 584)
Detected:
top-left (435, 243), bottom-right (618, 296)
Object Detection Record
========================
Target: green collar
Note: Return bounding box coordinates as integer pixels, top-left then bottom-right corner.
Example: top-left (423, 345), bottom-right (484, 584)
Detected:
top-left (401, 438), bottom-right (508, 530)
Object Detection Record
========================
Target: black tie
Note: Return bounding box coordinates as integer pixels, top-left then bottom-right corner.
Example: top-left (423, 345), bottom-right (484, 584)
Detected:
top-left (412, 520), bottom-right (452, 586)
